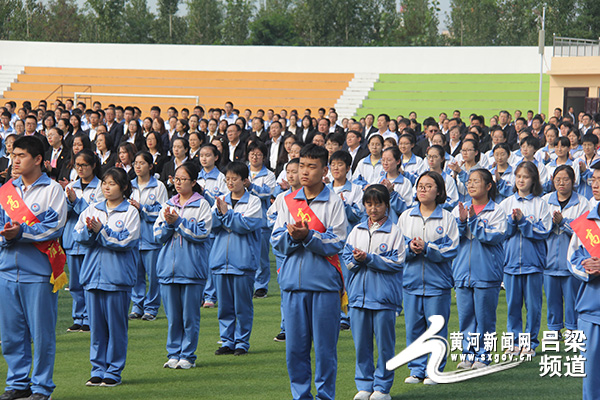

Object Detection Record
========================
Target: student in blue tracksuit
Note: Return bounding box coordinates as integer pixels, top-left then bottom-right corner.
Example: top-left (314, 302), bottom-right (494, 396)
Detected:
top-left (448, 139), bottom-right (486, 203)
top-left (342, 185), bottom-right (405, 400)
top-left (542, 165), bottom-right (589, 336)
top-left (568, 165), bottom-right (600, 400)
top-left (246, 141), bottom-right (276, 299)
top-left (63, 149), bottom-right (104, 333)
top-left (398, 171), bottom-right (459, 385)
top-left (74, 167), bottom-right (140, 387)
top-left (0, 136), bottom-right (67, 400)
top-left (378, 146), bottom-right (413, 223)
top-left (353, 134), bottom-right (384, 187)
top-left (271, 144), bottom-right (348, 400)
top-left (268, 159), bottom-right (302, 342)
top-left (197, 143), bottom-right (228, 308)
top-left (491, 143), bottom-right (515, 204)
top-left (425, 145), bottom-right (458, 211)
top-left (498, 161), bottom-right (552, 355)
top-left (153, 162), bottom-right (212, 369)
top-left (210, 161), bottom-right (263, 356)
top-left (129, 152), bottom-right (168, 321)
top-left (398, 133), bottom-right (426, 185)
top-left (452, 169), bottom-right (506, 369)
top-left (576, 134), bottom-right (600, 200)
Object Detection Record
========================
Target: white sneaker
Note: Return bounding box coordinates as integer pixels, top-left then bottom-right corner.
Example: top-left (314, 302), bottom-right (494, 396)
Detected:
top-left (175, 359), bottom-right (196, 369)
top-left (472, 361), bottom-right (487, 369)
top-left (369, 391), bottom-right (391, 400)
top-left (163, 358), bottom-right (178, 369)
top-left (520, 348), bottom-right (536, 357)
top-left (404, 376), bottom-right (423, 384)
top-left (457, 360), bottom-right (473, 370)
top-left (423, 378), bottom-right (438, 385)
top-left (353, 390), bottom-right (372, 400)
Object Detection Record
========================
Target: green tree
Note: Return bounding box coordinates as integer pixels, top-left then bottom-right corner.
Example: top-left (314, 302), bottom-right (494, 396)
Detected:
top-left (45, 0), bottom-right (83, 42)
top-left (571, 0), bottom-right (600, 40)
top-left (249, 0), bottom-right (297, 45)
top-left (447, 0), bottom-right (498, 46)
top-left (186, 0), bottom-right (223, 44)
top-left (293, 0), bottom-right (335, 46)
top-left (83, 0), bottom-right (126, 42)
top-left (496, 0), bottom-right (538, 45)
top-left (373, 0), bottom-right (402, 46)
top-left (221, 0), bottom-right (254, 44)
top-left (155, 0), bottom-right (186, 43)
top-left (123, 0), bottom-right (156, 43)
top-left (0, 0), bottom-right (26, 40)
top-left (399, 0), bottom-right (440, 46)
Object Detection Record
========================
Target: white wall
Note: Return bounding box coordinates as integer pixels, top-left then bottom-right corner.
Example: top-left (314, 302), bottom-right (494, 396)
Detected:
top-left (0, 40), bottom-right (552, 74)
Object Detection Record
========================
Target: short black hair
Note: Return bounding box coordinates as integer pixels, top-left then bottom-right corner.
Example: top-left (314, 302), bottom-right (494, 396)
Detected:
top-left (553, 164), bottom-right (575, 185)
top-left (175, 161), bottom-right (200, 182)
top-left (13, 136), bottom-right (44, 160)
top-left (103, 167), bottom-right (132, 199)
top-left (327, 133), bottom-right (345, 147)
top-left (225, 161), bottom-right (249, 181)
top-left (287, 158), bottom-right (300, 167)
top-left (582, 133), bottom-right (599, 146)
top-left (134, 151), bottom-right (155, 175)
top-left (329, 150), bottom-right (352, 168)
top-left (299, 143), bottom-right (328, 168)
top-left (75, 149), bottom-right (102, 178)
top-left (493, 142), bottom-right (512, 156)
top-left (556, 137), bottom-right (570, 147)
top-left (363, 184), bottom-right (390, 209)
top-left (416, 171), bottom-right (447, 205)
top-left (521, 136), bottom-right (540, 150)
top-left (247, 140), bottom-right (268, 159)
top-left (469, 168), bottom-right (497, 201)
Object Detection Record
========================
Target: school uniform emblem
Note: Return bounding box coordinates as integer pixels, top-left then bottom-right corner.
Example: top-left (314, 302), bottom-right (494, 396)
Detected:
top-left (436, 226), bottom-right (444, 234)
top-left (481, 219), bottom-right (488, 225)
top-left (115, 220), bottom-right (124, 228)
top-left (31, 203), bottom-right (40, 212)
top-left (149, 194), bottom-right (156, 201)
top-left (379, 243), bottom-right (388, 252)
top-left (189, 218), bottom-right (196, 224)
top-left (90, 193), bottom-right (96, 201)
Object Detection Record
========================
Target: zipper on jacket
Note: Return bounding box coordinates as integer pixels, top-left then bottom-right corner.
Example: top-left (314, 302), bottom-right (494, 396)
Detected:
top-left (421, 216), bottom-right (426, 296)
top-left (363, 230), bottom-right (374, 309)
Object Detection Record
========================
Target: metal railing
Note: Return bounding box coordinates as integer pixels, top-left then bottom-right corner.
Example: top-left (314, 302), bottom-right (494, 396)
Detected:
top-left (73, 92), bottom-right (199, 106)
top-left (45, 84), bottom-right (92, 103)
top-left (553, 35), bottom-right (600, 57)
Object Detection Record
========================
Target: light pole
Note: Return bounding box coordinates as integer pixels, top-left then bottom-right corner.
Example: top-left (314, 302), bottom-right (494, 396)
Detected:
top-left (538, 6), bottom-right (546, 115)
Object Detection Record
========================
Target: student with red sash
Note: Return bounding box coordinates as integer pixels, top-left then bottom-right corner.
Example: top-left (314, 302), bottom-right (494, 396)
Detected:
top-left (0, 136), bottom-right (67, 400)
top-left (568, 163), bottom-right (600, 400)
top-left (271, 144), bottom-right (348, 400)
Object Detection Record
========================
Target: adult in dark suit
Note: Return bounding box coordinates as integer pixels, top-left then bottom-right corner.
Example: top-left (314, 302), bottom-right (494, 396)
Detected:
top-left (346, 130), bottom-right (370, 174)
top-left (145, 131), bottom-right (168, 177)
top-left (499, 110), bottom-right (518, 149)
top-left (23, 115), bottom-right (50, 152)
top-left (43, 127), bottom-right (70, 181)
top-left (105, 107), bottom-right (124, 147)
top-left (119, 119), bottom-right (146, 153)
top-left (225, 124), bottom-right (246, 165)
top-left (363, 114), bottom-right (378, 138)
top-left (249, 117), bottom-right (270, 144)
top-left (328, 111), bottom-right (345, 136)
top-left (296, 115), bottom-right (316, 145)
top-left (266, 121), bottom-right (287, 176)
top-left (95, 132), bottom-right (117, 177)
top-left (413, 120), bottom-right (440, 159)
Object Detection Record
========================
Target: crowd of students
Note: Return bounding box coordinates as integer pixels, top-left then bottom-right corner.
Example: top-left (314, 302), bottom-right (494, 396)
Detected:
top-left (0, 98), bottom-right (599, 400)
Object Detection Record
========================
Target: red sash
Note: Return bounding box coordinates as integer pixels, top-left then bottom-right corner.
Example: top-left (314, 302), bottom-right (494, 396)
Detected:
top-left (0, 180), bottom-right (67, 292)
top-left (571, 211), bottom-right (600, 258)
top-left (284, 188), bottom-right (348, 313)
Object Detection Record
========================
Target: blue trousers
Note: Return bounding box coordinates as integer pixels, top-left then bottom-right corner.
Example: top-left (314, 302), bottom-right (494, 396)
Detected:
top-left (282, 290), bottom-right (341, 400)
top-left (85, 289), bottom-right (130, 382)
top-left (131, 248), bottom-right (161, 316)
top-left (455, 286), bottom-right (501, 363)
top-left (254, 227), bottom-right (271, 291)
top-left (579, 318), bottom-right (600, 400)
top-left (214, 273), bottom-right (254, 351)
top-left (0, 280), bottom-right (57, 397)
top-left (504, 272), bottom-right (543, 350)
top-left (403, 291), bottom-right (451, 379)
top-left (544, 274), bottom-right (580, 331)
top-left (68, 254), bottom-right (88, 325)
top-left (349, 307), bottom-right (396, 394)
top-left (161, 282), bottom-right (205, 363)
top-left (203, 237), bottom-right (217, 303)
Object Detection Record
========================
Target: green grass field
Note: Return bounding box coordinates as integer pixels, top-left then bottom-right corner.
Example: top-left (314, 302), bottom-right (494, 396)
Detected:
top-left (356, 74), bottom-right (550, 121)
top-left (0, 257), bottom-right (582, 399)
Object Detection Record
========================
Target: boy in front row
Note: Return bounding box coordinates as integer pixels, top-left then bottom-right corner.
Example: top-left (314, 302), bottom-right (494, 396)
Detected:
top-left (0, 136), bottom-right (67, 400)
top-left (271, 144), bottom-right (348, 400)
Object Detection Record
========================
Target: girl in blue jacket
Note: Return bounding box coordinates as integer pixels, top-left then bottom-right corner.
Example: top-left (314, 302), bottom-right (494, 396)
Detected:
top-left (542, 165), bottom-right (589, 336)
top-left (398, 171), bottom-right (459, 385)
top-left (74, 167), bottom-right (140, 387)
top-left (153, 162), bottom-right (212, 369)
top-left (499, 161), bottom-right (552, 355)
top-left (129, 151), bottom-right (168, 321)
top-left (452, 169), bottom-right (506, 369)
top-left (342, 185), bottom-right (405, 400)
top-left (63, 149), bottom-right (104, 333)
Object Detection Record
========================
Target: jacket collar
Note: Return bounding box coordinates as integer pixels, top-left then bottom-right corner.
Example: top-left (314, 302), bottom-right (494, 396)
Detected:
top-left (409, 203), bottom-right (444, 219)
top-left (13, 172), bottom-right (51, 189)
top-left (199, 167), bottom-right (221, 180)
top-left (327, 180), bottom-right (353, 192)
top-left (224, 190), bottom-right (250, 205)
top-left (131, 176), bottom-right (158, 190)
top-left (548, 191), bottom-right (581, 209)
top-left (95, 199), bottom-right (130, 212)
top-left (356, 217), bottom-right (393, 233)
top-left (464, 198), bottom-right (497, 212)
top-left (73, 175), bottom-right (101, 190)
top-left (515, 192), bottom-right (534, 201)
top-left (167, 192), bottom-right (203, 208)
top-left (294, 185), bottom-right (331, 202)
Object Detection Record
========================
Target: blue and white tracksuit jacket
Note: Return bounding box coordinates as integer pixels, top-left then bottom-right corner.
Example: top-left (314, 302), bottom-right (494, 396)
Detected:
top-left (491, 165), bottom-right (515, 204)
top-left (353, 155), bottom-right (384, 187)
top-left (197, 166), bottom-right (228, 207)
top-left (576, 155), bottom-right (600, 200)
top-left (452, 200), bottom-right (506, 361)
top-left (377, 174), bottom-right (413, 223)
top-left (327, 180), bottom-right (364, 234)
top-left (454, 161), bottom-right (487, 203)
top-left (401, 153), bottom-right (426, 185)
top-left (132, 177), bottom-right (168, 251)
top-left (568, 204), bottom-right (600, 400)
top-left (545, 159), bottom-right (580, 192)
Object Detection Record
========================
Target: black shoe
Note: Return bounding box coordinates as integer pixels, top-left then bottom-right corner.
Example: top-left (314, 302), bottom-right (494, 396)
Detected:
top-left (273, 332), bottom-right (286, 342)
top-left (67, 323), bottom-right (81, 332)
top-left (340, 322), bottom-right (350, 331)
top-left (234, 348), bottom-right (248, 356)
top-left (100, 378), bottom-right (121, 387)
top-left (0, 388), bottom-right (32, 400)
top-left (253, 289), bottom-right (268, 299)
top-left (215, 346), bottom-right (235, 355)
top-left (85, 377), bottom-right (102, 386)
top-left (27, 394), bottom-right (49, 400)
top-left (128, 312), bottom-right (142, 320)
top-left (80, 325), bottom-right (90, 332)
